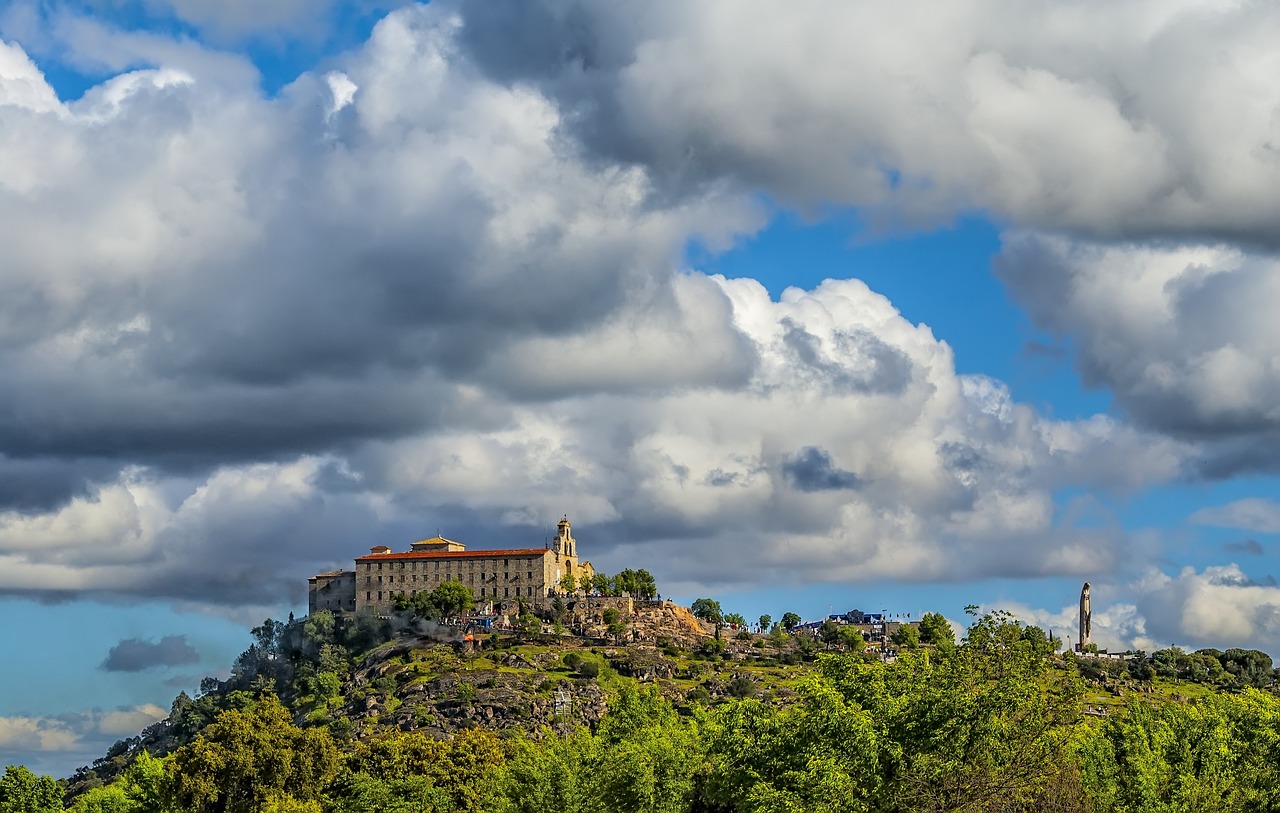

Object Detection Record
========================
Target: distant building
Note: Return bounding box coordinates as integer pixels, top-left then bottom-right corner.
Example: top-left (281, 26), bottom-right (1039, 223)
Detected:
top-left (307, 570), bottom-right (356, 614)
top-left (307, 517), bottom-right (595, 615)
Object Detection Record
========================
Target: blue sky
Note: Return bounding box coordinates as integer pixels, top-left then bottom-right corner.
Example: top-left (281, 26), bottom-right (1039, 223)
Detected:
top-left (3, 0), bottom-right (1280, 777)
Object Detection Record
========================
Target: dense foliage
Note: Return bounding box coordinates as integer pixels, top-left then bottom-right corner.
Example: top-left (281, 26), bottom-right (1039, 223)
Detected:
top-left (15, 610), bottom-right (1279, 812)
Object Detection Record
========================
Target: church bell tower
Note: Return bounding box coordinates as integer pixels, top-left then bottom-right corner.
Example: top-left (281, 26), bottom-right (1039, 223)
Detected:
top-left (555, 516), bottom-right (575, 559)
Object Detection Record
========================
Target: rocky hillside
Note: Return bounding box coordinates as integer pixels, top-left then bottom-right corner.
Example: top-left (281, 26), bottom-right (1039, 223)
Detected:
top-left (66, 599), bottom-right (786, 796)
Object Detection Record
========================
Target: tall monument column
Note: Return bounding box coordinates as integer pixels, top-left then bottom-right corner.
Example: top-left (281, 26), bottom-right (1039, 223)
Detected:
top-left (1078, 582), bottom-right (1092, 651)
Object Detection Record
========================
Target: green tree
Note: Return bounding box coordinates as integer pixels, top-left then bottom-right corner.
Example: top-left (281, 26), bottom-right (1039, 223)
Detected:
top-left (890, 623), bottom-right (920, 649)
top-left (517, 612), bottom-right (542, 633)
top-left (317, 643), bottom-right (347, 675)
top-left (0, 766), bottom-right (63, 813)
top-left (496, 686), bottom-right (698, 813)
top-left (334, 774), bottom-right (452, 813)
top-left (602, 608), bottom-right (627, 643)
top-left (690, 598), bottom-right (722, 625)
top-left (691, 598), bottom-right (724, 639)
top-left (301, 611), bottom-right (335, 646)
top-left (1221, 648), bottom-right (1274, 688)
top-left (820, 610), bottom-right (1085, 812)
top-left (166, 694), bottom-right (339, 813)
top-left (1076, 689), bottom-right (1280, 812)
top-left (917, 612), bottom-right (954, 647)
top-left (123, 751), bottom-right (168, 813)
top-left (69, 750), bottom-right (170, 813)
top-left (819, 620), bottom-right (842, 648)
top-left (697, 678), bottom-right (881, 812)
top-left (592, 573), bottom-right (613, 595)
top-left (559, 572), bottom-right (577, 594)
top-left (592, 686), bottom-right (701, 813)
top-left (429, 580), bottom-right (475, 619)
top-left (632, 569), bottom-right (657, 600)
top-left (495, 729), bottom-right (592, 813)
top-left (836, 625), bottom-right (866, 652)
top-left (780, 612), bottom-right (802, 631)
top-left (723, 612), bottom-right (746, 629)
top-left (612, 568), bottom-right (657, 599)
top-left (338, 729), bottom-right (504, 813)
top-left (68, 785), bottom-right (135, 813)
top-left (757, 614), bottom-right (771, 633)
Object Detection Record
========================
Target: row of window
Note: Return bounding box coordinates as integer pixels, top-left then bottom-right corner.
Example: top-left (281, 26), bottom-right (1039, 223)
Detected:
top-left (364, 585), bottom-right (535, 602)
top-left (362, 570), bottom-right (535, 585)
top-left (364, 558), bottom-right (529, 571)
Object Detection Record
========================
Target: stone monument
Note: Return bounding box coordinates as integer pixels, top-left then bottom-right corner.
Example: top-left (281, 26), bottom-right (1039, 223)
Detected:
top-left (1078, 581), bottom-right (1092, 651)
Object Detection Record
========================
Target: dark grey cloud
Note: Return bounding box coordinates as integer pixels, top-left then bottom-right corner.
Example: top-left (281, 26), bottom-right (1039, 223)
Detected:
top-left (704, 469), bottom-right (740, 487)
top-left (996, 235), bottom-right (1280, 473)
top-left (101, 636), bottom-right (199, 672)
top-left (782, 447), bottom-right (860, 492)
top-left (0, 456), bottom-right (119, 514)
top-left (1225, 540), bottom-right (1264, 556)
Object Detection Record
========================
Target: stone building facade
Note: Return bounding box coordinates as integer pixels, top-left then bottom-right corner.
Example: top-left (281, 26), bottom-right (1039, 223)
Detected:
top-left (307, 517), bottom-right (594, 616)
top-left (307, 570), bottom-right (357, 614)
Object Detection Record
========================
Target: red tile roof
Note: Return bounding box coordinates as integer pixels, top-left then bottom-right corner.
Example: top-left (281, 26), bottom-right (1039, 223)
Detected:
top-left (354, 548), bottom-right (548, 562)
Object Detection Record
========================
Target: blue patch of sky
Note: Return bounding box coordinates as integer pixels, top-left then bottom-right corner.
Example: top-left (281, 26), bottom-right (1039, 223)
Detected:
top-left (11, 0), bottom-right (396, 102)
top-left (0, 599), bottom-right (252, 714)
top-left (692, 211), bottom-right (1112, 421)
top-left (1117, 475), bottom-right (1280, 578)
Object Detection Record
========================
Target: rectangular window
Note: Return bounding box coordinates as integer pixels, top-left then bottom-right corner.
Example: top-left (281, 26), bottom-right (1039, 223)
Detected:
top-left (504, 587), bottom-right (509, 597)
top-left (366, 591), bottom-right (371, 600)
top-left (504, 559), bottom-right (509, 566)
top-left (378, 591), bottom-right (383, 600)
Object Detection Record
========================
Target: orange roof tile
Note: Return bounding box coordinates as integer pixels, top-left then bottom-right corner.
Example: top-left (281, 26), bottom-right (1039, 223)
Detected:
top-left (354, 547), bottom-right (548, 562)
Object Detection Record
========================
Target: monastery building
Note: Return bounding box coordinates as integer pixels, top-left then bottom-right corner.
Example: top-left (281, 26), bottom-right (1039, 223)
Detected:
top-left (309, 517), bottom-right (594, 615)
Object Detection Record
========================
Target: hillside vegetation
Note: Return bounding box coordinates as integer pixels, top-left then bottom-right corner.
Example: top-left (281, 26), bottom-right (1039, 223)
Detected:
top-left (4, 605), bottom-right (1279, 813)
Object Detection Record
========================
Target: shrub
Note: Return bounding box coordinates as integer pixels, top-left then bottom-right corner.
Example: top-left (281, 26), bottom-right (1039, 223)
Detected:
top-left (686, 685), bottom-right (711, 705)
top-left (329, 718), bottom-right (354, 740)
top-left (726, 673), bottom-right (757, 699)
top-left (576, 660), bottom-right (600, 679)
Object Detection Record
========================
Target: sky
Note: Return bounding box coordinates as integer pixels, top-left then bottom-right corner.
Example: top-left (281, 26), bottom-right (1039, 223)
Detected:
top-left (2, 0), bottom-right (1280, 777)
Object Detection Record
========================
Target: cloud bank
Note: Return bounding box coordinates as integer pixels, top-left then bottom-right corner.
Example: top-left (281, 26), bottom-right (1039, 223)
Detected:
top-left (0, 1), bottom-right (1278, 654)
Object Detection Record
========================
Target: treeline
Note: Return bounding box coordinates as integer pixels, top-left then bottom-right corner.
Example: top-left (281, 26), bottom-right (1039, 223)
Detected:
top-left (1075, 645), bottom-right (1275, 689)
top-left (6, 611), bottom-right (1278, 813)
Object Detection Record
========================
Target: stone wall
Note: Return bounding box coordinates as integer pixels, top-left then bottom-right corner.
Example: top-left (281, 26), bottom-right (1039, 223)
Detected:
top-left (308, 571), bottom-right (356, 614)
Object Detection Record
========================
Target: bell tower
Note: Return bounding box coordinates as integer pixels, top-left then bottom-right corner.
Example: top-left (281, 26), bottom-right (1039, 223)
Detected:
top-left (556, 516), bottom-right (575, 559)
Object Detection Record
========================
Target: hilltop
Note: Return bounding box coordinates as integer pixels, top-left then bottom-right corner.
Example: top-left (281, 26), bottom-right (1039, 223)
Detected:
top-left (20, 600), bottom-right (1276, 812)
